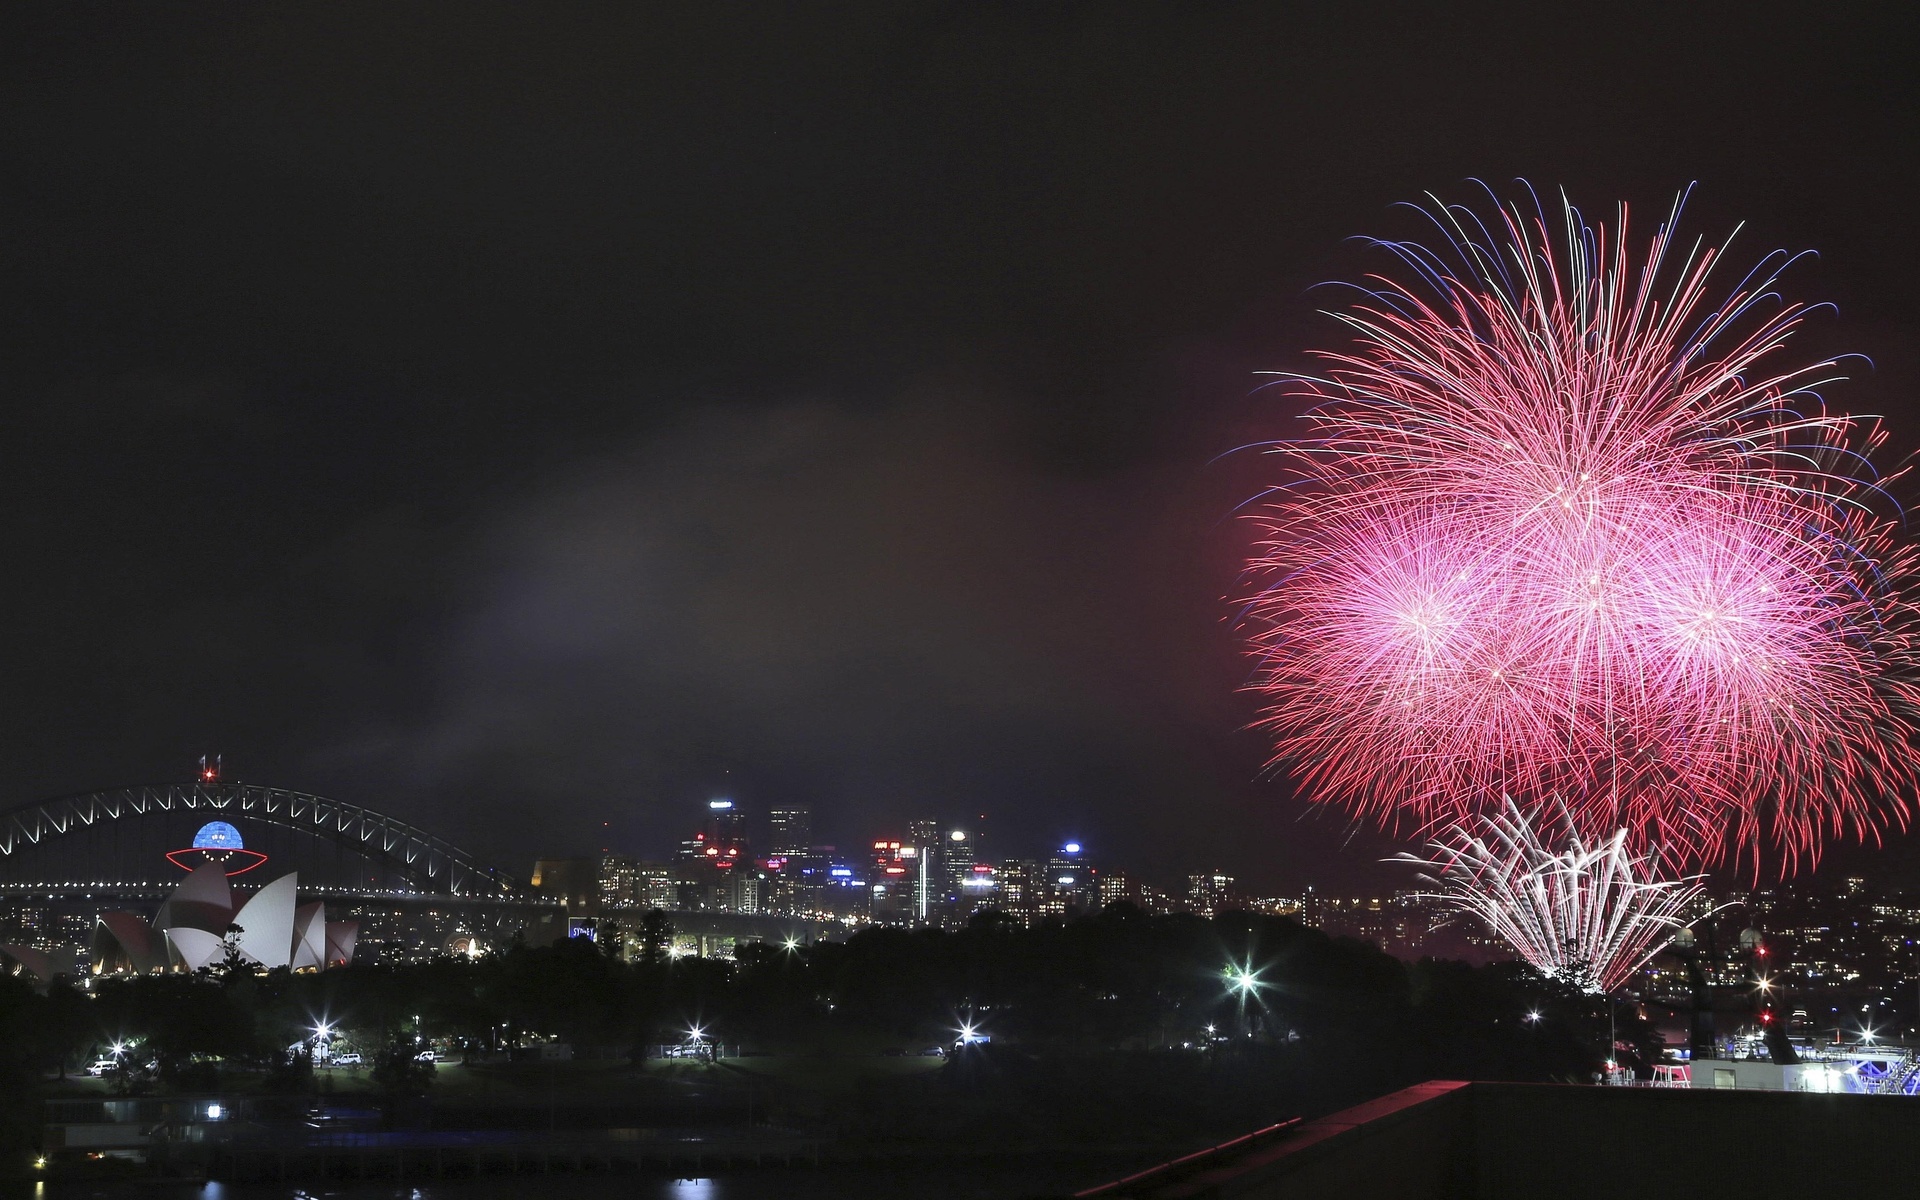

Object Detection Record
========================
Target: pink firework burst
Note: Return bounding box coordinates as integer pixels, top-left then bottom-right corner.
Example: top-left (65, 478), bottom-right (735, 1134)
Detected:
top-left (1240, 186), bottom-right (1920, 872)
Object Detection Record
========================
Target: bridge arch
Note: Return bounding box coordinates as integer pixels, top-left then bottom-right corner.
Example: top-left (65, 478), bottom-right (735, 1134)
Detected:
top-left (0, 782), bottom-right (524, 898)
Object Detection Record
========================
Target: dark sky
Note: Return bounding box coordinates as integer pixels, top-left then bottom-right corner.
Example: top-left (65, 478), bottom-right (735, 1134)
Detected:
top-left (3, 3), bottom-right (1919, 893)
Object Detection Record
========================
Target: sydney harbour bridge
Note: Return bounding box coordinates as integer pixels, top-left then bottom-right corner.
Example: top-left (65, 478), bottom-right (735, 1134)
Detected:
top-left (0, 768), bottom-right (562, 972)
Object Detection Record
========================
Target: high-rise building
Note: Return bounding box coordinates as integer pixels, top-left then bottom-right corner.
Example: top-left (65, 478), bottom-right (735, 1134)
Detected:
top-left (995, 859), bottom-right (1042, 926)
top-left (1044, 842), bottom-right (1095, 916)
top-left (599, 857), bottom-right (674, 909)
top-left (943, 827), bottom-right (983, 897)
top-left (955, 861), bottom-right (997, 916)
top-left (905, 819), bottom-right (941, 923)
top-left (706, 799), bottom-right (747, 854)
top-left (726, 869), bottom-right (765, 915)
top-left (1188, 871), bottom-right (1235, 917)
top-left (1098, 869), bottom-right (1152, 911)
top-left (767, 807), bottom-right (813, 858)
top-left (870, 838), bottom-right (916, 925)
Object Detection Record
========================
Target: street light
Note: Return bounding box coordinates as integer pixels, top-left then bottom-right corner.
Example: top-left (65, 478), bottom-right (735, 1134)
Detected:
top-left (1525, 1010), bottom-right (1542, 1024)
top-left (1224, 962), bottom-right (1262, 998)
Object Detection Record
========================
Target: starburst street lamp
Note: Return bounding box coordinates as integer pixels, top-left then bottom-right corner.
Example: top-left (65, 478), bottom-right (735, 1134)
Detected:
top-left (1221, 960), bottom-right (1268, 1038)
top-left (1224, 962), bottom-right (1262, 998)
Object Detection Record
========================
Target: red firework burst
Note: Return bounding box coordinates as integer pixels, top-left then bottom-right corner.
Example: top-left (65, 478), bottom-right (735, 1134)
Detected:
top-left (1240, 186), bottom-right (1920, 872)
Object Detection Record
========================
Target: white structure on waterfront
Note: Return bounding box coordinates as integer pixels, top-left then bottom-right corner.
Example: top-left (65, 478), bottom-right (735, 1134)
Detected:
top-left (89, 822), bottom-right (357, 974)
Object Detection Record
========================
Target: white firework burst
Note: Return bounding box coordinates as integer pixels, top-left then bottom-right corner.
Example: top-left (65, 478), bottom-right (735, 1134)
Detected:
top-left (1397, 800), bottom-right (1717, 994)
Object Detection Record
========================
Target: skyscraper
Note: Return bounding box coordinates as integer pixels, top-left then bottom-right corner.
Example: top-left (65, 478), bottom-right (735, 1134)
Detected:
top-left (599, 857), bottom-right (674, 909)
top-left (907, 819), bottom-right (941, 922)
top-left (943, 827), bottom-right (983, 898)
top-left (1188, 871), bottom-right (1234, 917)
top-left (767, 807), bottom-right (812, 858)
top-left (706, 799), bottom-right (747, 854)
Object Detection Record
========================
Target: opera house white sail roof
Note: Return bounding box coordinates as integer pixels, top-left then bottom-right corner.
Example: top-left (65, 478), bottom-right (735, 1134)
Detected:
top-left (89, 820), bottom-right (356, 974)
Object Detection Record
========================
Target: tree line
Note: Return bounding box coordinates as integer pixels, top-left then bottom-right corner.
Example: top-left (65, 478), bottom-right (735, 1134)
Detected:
top-left (1, 904), bottom-right (1639, 1157)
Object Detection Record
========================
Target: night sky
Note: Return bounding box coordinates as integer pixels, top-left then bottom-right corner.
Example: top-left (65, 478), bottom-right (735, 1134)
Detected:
top-left (4, 4), bottom-right (1919, 892)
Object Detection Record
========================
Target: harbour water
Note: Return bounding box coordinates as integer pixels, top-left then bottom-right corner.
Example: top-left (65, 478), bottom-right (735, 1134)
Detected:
top-left (10, 1154), bottom-right (1139, 1200)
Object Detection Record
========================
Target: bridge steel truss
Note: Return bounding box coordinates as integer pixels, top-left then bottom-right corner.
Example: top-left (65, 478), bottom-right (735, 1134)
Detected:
top-left (0, 783), bottom-right (524, 898)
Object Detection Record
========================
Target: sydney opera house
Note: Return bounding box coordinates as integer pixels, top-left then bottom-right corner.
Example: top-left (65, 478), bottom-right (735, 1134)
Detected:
top-left (1, 768), bottom-right (555, 981)
top-left (86, 820), bottom-right (358, 974)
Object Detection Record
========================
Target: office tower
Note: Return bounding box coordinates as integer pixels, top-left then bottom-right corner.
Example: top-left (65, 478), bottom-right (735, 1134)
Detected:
top-left (905, 819), bottom-right (941, 922)
top-left (1188, 871), bottom-right (1235, 917)
top-left (599, 857), bottom-right (674, 909)
top-left (706, 799), bottom-right (748, 853)
top-left (767, 807), bottom-right (813, 858)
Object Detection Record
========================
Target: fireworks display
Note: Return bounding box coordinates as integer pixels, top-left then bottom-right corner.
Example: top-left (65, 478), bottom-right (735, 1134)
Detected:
top-left (1399, 801), bottom-right (1716, 994)
top-left (1241, 187), bottom-right (1920, 871)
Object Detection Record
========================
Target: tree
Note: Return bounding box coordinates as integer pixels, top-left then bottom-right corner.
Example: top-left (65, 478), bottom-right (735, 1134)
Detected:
top-left (639, 910), bottom-right (674, 965)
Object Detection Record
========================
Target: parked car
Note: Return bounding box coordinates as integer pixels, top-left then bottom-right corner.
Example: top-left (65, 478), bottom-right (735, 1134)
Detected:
top-left (332, 1052), bottom-right (363, 1067)
top-left (86, 1059), bottom-right (118, 1076)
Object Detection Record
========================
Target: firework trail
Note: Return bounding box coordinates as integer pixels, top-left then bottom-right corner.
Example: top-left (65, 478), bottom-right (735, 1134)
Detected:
top-left (1397, 801), bottom-right (1716, 994)
top-left (1241, 186), bottom-right (1920, 871)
